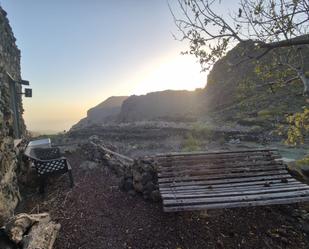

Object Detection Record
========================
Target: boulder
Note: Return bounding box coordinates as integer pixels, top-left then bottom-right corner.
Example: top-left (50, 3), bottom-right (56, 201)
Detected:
top-left (287, 162), bottom-right (305, 182)
top-left (141, 172), bottom-right (153, 185)
top-left (132, 170), bottom-right (142, 182)
top-left (300, 165), bottom-right (309, 178)
top-left (144, 182), bottom-right (156, 193)
top-left (133, 181), bottom-right (144, 193)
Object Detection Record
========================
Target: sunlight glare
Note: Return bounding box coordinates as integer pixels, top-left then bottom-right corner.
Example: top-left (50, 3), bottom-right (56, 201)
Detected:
top-left (130, 55), bottom-right (206, 95)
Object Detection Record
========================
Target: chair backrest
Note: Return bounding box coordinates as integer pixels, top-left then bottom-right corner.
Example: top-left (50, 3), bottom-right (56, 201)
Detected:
top-left (32, 147), bottom-right (61, 160)
top-left (156, 149), bottom-right (283, 184)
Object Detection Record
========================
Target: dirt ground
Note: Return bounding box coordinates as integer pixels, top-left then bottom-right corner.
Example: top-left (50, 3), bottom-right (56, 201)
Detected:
top-left (18, 150), bottom-right (309, 249)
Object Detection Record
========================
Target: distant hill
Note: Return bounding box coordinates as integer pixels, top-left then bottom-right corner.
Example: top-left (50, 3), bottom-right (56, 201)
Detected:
top-left (72, 96), bottom-right (128, 129)
top-left (117, 89), bottom-right (206, 122)
top-left (72, 40), bottom-right (309, 130)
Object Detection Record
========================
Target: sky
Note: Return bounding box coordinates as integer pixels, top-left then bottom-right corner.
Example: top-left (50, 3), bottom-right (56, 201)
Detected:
top-left (0, 0), bottom-right (214, 133)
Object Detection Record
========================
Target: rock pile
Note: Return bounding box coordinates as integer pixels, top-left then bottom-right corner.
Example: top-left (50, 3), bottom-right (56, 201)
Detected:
top-left (80, 136), bottom-right (132, 176)
top-left (120, 158), bottom-right (161, 202)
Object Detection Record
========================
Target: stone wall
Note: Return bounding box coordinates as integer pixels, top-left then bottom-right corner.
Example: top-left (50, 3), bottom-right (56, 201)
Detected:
top-left (0, 7), bottom-right (25, 225)
top-left (81, 137), bottom-right (161, 201)
top-left (120, 158), bottom-right (160, 201)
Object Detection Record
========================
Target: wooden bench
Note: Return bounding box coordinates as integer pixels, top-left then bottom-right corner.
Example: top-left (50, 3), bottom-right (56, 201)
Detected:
top-left (156, 149), bottom-right (309, 212)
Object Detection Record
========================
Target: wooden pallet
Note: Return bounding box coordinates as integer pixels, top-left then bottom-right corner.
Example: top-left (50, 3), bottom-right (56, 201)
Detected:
top-left (156, 149), bottom-right (309, 212)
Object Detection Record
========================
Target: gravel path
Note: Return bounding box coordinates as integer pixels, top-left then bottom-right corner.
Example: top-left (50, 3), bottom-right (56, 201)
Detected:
top-left (19, 150), bottom-right (309, 249)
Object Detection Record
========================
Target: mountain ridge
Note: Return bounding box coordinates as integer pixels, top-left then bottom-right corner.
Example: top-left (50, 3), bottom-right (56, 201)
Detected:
top-left (72, 40), bottom-right (309, 130)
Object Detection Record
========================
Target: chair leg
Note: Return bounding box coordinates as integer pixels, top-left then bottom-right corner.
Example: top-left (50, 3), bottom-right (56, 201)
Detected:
top-left (68, 170), bottom-right (74, 188)
top-left (39, 176), bottom-right (46, 194)
top-left (66, 161), bottom-right (74, 188)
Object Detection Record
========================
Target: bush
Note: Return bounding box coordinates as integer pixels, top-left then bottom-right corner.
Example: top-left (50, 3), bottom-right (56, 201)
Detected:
top-left (182, 133), bottom-right (201, 152)
top-left (191, 123), bottom-right (215, 139)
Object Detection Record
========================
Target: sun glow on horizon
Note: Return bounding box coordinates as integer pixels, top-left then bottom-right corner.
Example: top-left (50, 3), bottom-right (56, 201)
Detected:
top-left (23, 54), bottom-right (208, 133)
top-left (129, 55), bottom-right (207, 96)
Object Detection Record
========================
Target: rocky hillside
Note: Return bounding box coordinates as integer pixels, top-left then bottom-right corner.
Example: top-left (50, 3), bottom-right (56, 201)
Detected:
top-left (118, 89), bottom-right (206, 122)
top-left (73, 96), bottom-right (128, 128)
top-left (204, 40), bottom-right (308, 114)
top-left (72, 40), bottom-right (309, 129)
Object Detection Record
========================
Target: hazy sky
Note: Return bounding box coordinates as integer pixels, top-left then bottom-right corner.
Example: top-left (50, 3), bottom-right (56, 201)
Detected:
top-left (1, 0), bottom-right (216, 132)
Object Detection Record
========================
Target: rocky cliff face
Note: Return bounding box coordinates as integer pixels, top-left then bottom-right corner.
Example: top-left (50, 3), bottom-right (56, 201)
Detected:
top-left (118, 90), bottom-right (206, 122)
top-left (0, 7), bottom-right (26, 225)
top-left (73, 40), bottom-right (309, 129)
top-left (204, 41), bottom-right (308, 113)
top-left (72, 96), bottom-right (128, 129)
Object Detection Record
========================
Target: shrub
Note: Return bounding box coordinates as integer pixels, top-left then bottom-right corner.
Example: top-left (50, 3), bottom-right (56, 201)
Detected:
top-left (182, 133), bottom-right (201, 152)
top-left (191, 123), bottom-right (215, 139)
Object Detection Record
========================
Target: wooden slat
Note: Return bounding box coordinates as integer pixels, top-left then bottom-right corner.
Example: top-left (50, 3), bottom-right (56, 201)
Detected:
top-left (158, 170), bottom-right (289, 183)
top-left (155, 148), bottom-right (278, 158)
top-left (163, 196), bottom-right (309, 212)
top-left (163, 189), bottom-right (309, 205)
top-left (159, 178), bottom-right (298, 191)
top-left (158, 174), bottom-right (293, 187)
top-left (161, 186), bottom-right (309, 199)
top-left (160, 181), bottom-right (303, 195)
top-left (161, 180), bottom-right (302, 194)
top-left (157, 153), bottom-right (279, 164)
top-left (158, 160), bottom-right (283, 172)
top-left (158, 164), bottom-right (286, 177)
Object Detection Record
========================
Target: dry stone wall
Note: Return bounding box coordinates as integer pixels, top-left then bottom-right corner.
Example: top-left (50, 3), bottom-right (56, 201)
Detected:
top-left (0, 7), bottom-right (25, 225)
top-left (81, 137), bottom-right (161, 202)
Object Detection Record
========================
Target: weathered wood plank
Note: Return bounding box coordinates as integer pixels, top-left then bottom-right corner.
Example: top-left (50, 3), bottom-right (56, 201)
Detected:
top-left (158, 164), bottom-right (286, 177)
top-left (160, 181), bottom-right (303, 195)
top-left (158, 160), bottom-right (283, 173)
top-left (158, 174), bottom-right (293, 187)
top-left (161, 186), bottom-right (309, 199)
top-left (163, 189), bottom-right (309, 205)
top-left (158, 170), bottom-right (289, 183)
top-left (157, 154), bottom-right (279, 164)
top-left (155, 148), bottom-right (278, 158)
top-left (159, 178), bottom-right (298, 190)
top-left (163, 196), bottom-right (309, 212)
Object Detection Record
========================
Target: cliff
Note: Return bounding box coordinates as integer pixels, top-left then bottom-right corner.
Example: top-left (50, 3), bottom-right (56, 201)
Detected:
top-left (72, 40), bottom-right (309, 129)
top-left (72, 96), bottom-right (128, 129)
top-left (118, 89), bottom-right (206, 122)
top-left (203, 40), bottom-right (309, 123)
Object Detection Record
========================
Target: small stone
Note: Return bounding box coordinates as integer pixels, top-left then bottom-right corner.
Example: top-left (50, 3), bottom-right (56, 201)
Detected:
top-left (133, 181), bottom-right (144, 193)
top-left (150, 190), bottom-right (161, 202)
top-left (132, 170), bottom-right (142, 182)
top-left (141, 172), bottom-right (152, 185)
